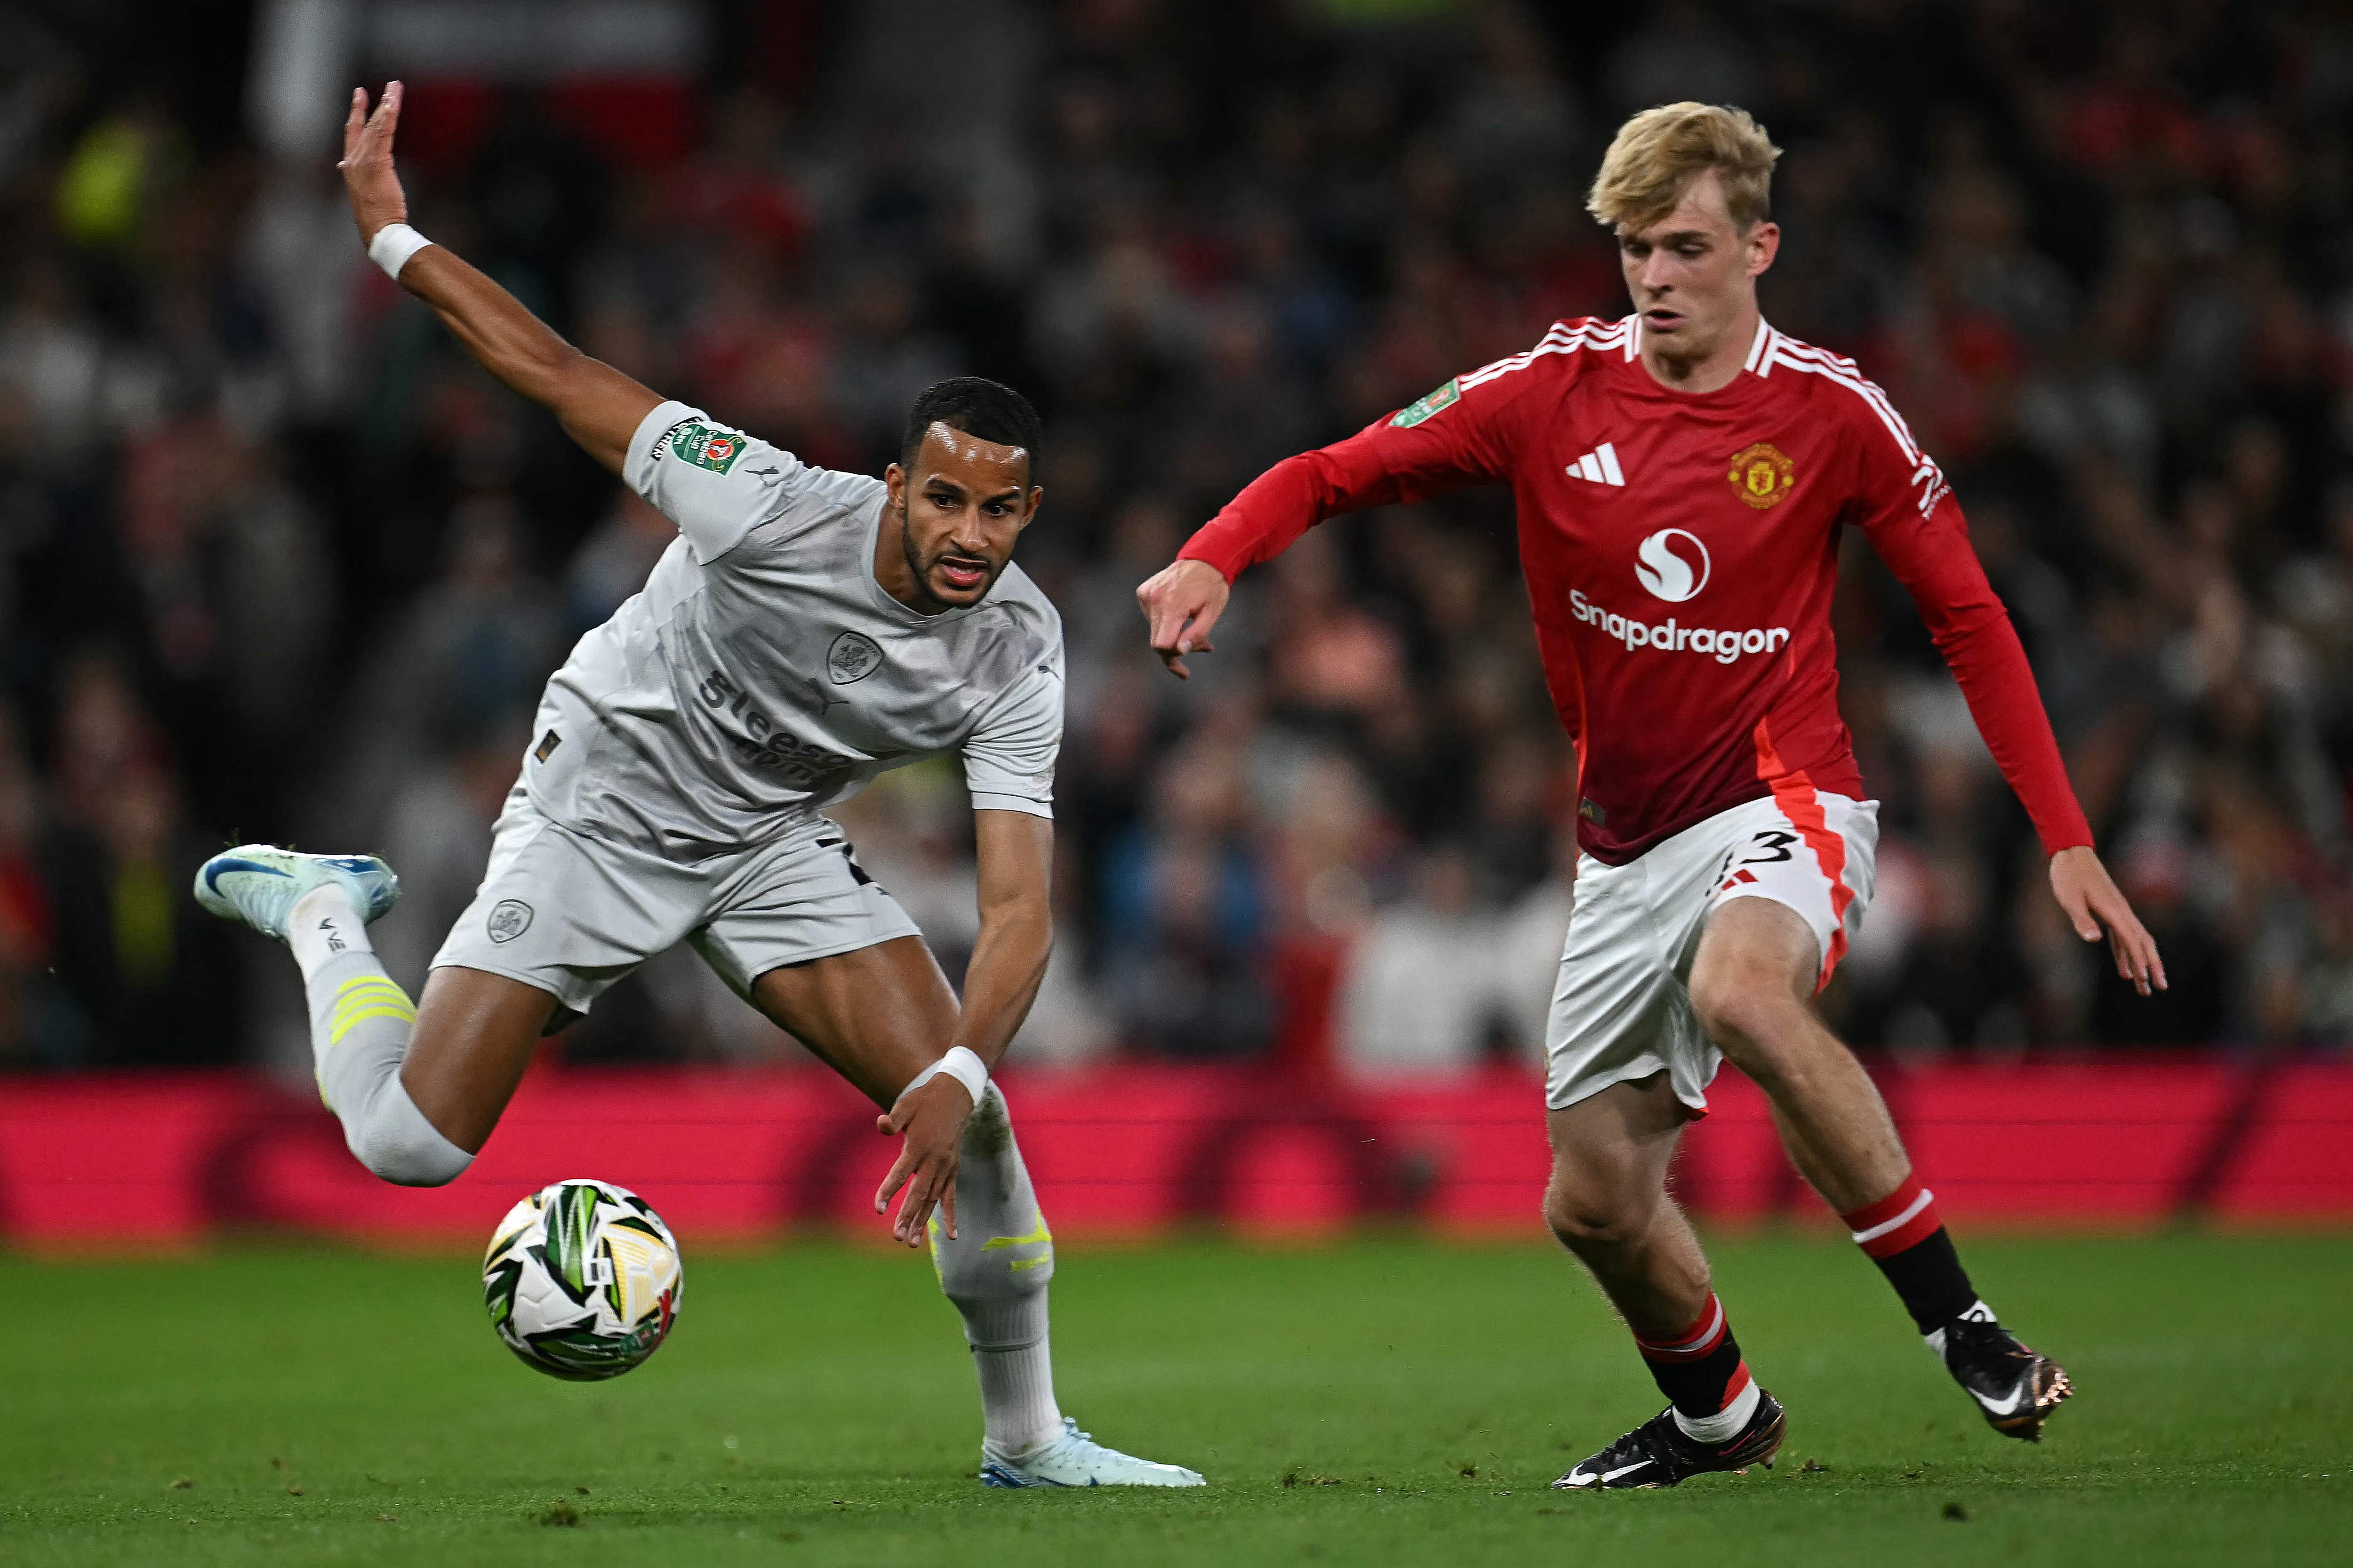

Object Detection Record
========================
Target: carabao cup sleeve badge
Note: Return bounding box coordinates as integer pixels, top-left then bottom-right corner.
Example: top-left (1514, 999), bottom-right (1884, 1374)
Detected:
top-left (668, 420), bottom-right (747, 474)
top-left (1390, 378), bottom-right (1461, 428)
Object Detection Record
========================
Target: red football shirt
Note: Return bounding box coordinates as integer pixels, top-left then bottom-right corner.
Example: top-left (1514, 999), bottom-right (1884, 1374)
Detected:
top-left (1178, 315), bottom-right (2094, 866)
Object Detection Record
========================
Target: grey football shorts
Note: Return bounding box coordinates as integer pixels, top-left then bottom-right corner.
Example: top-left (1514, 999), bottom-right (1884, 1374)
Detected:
top-left (431, 787), bottom-right (922, 1016)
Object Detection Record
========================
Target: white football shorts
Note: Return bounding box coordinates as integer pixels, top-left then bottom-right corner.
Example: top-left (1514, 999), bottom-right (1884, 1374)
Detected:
top-left (1543, 789), bottom-right (1879, 1115)
top-left (432, 786), bottom-right (922, 1017)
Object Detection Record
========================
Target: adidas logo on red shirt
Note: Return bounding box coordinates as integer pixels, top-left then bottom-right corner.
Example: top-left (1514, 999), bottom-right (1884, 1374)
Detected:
top-left (1565, 442), bottom-right (1625, 486)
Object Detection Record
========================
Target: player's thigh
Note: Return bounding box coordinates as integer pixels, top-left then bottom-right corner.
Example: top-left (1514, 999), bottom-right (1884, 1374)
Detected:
top-left (746, 936), bottom-right (960, 1109)
top-left (1543, 854), bottom-right (1707, 1114)
top-left (1697, 791), bottom-right (1878, 999)
top-left (434, 803), bottom-right (705, 1020)
top-left (400, 965), bottom-right (564, 1152)
top-left (1544, 1072), bottom-right (1689, 1237)
top-left (1688, 895), bottom-right (1818, 1030)
top-left (697, 824), bottom-right (941, 1107)
top-left (419, 796), bottom-right (706, 1147)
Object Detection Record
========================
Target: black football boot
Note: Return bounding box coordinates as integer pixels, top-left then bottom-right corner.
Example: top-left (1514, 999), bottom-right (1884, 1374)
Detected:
top-left (1552, 1390), bottom-right (1787, 1491)
top-left (1933, 1309), bottom-right (2073, 1440)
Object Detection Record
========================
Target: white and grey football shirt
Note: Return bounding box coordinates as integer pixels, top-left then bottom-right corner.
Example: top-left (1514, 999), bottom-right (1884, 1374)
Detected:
top-left (521, 400), bottom-right (1063, 858)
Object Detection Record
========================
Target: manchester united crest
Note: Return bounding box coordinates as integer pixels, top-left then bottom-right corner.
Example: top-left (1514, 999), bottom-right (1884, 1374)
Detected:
top-left (1727, 442), bottom-right (1796, 510)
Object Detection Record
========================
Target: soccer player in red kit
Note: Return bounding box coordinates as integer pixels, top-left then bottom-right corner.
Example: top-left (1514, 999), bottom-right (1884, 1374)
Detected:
top-left (1137, 103), bottom-right (2167, 1490)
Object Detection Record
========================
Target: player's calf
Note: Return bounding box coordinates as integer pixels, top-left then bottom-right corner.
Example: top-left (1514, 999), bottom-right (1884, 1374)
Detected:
top-left (931, 1085), bottom-right (1060, 1456)
top-left (1542, 1079), bottom-right (1713, 1330)
top-left (298, 907), bottom-right (474, 1185)
top-left (1845, 1176), bottom-right (2073, 1439)
top-left (931, 1086), bottom-right (1203, 1488)
top-left (196, 845), bottom-right (472, 1187)
top-left (1540, 1083), bottom-right (1782, 1488)
top-left (1690, 903), bottom-right (2073, 1440)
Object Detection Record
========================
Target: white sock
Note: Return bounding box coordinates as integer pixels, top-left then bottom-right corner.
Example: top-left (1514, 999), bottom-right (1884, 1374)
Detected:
top-left (288, 884), bottom-right (370, 981)
top-left (971, 1303), bottom-right (1061, 1457)
top-left (932, 1086), bottom-right (1063, 1455)
top-left (1673, 1379), bottom-right (1761, 1444)
top-left (1924, 1297), bottom-right (1997, 1356)
top-left (289, 887), bottom-right (470, 1187)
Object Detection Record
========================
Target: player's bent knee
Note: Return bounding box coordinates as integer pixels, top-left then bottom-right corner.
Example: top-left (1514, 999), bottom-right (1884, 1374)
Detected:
top-left (1689, 968), bottom-right (1801, 1058)
top-left (342, 1079), bottom-right (475, 1188)
top-left (1545, 1201), bottom-right (1649, 1252)
top-left (346, 1120), bottom-right (473, 1187)
top-left (1694, 994), bottom-right (1823, 1098)
top-left (1542, 1175), bottom-right (1654, 1252)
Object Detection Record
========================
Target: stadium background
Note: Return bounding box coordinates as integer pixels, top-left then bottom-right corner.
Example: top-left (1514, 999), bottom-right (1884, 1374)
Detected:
top-left (0, 0), bottom-right (2349, 1241)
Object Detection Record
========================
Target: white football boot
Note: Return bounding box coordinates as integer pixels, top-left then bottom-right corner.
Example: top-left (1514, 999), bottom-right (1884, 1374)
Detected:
top-left (193, 845), bottom-right (400, 939)
top-left (979, 1417), bottom-right (1205, 1488)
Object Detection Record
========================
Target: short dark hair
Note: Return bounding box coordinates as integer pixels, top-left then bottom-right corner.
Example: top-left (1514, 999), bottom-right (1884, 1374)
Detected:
top-left (900, 376), bottom-right (1042, 476)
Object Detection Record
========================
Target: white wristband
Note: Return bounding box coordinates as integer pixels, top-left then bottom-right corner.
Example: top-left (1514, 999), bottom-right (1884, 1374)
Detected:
top-left (906, 1046), bottom-right (989, 1107)
top-left (367, 222), bottom-right (433, 280)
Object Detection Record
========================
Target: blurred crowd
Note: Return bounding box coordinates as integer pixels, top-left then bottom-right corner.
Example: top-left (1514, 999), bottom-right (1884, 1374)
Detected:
top-left (1, 0), bottom-right (2349, 1075)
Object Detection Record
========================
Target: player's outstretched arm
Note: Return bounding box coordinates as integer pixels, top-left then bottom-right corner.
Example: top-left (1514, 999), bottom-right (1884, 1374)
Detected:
top-left (1861, 473), bottom-right (2166, 996)
top-left (871, 810), bottom-right (1055, 1246)
top-left (1881, 568), bottom-right (2166, 995)
top-left (1138, 353), bottom-right (1532, 678)
top-left (339, 83), bottom-right (658, 474)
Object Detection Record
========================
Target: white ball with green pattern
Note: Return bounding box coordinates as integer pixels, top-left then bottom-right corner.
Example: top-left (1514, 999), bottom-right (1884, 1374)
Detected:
top-left (482, 1179), bottom-right (683, 1380)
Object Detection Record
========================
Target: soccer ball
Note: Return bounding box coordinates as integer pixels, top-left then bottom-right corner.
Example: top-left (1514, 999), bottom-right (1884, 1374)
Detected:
top-left (482, 1179), bottom-right (683, 1380)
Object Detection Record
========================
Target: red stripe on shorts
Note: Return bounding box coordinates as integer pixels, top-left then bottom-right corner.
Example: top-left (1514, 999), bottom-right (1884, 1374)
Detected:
top-left (1750, 718), bottom-right (1854, 992)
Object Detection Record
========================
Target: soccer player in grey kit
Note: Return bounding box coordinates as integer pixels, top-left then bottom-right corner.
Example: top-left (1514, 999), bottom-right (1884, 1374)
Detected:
top-left (196, 82), bottom-right (1201, 1489)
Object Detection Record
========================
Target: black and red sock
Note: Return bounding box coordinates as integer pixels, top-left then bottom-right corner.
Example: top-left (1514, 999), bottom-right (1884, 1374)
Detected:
top-left (1842, 1173), bottom-right (1982, 1334)
top-left (1635, 1292), bottom-right (1754, 1429)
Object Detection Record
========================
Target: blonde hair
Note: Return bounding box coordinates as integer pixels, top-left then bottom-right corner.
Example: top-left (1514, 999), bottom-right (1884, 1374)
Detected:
top-left (1587, 103), bottom-right (1782, 233)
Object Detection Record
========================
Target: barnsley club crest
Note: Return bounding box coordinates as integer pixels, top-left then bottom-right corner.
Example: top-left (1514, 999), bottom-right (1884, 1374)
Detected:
top-left (486, 899), bottom-right (534, 944)
top-left (1727, 442), bottom-right (1796, 510)
top-left (826, 630), bottom-right (884, 684)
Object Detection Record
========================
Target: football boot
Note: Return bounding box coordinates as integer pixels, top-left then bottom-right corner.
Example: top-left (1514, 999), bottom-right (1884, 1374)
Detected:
top-left (195, 845), bottom-right (400, 940)
top-left (979, 1416), bottom-right (1205, 1488)
top-left (1931, 1308), bottom-right (2073, 1440)
top-left (1553, 1390), bottom-right (1786, 1491)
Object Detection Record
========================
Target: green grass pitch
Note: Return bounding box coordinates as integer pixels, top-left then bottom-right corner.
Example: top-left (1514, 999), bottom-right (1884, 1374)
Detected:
top-left (3, 1233), bottom-right (2347, 1566)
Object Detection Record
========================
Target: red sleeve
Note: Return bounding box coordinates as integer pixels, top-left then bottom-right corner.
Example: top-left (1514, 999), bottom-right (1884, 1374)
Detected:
top-left (1851, 424), bottom-right (2094, 857)
top-left (1177, 342), bottom-right (1546, 581)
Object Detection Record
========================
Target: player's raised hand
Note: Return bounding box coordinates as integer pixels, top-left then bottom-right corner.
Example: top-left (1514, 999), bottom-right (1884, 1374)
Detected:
top-left (873, 1075), bottom-right (973, 1248)
top-left (338, 81), bottom-right (409, 244)
top-left (1136, 557), bottom-right (1228, 679)
top-left (2049, 845), bottom-right (2167, 997)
